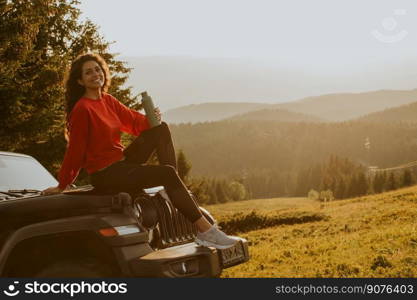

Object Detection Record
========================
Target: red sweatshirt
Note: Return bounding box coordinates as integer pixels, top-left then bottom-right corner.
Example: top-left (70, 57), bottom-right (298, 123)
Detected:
top-left (58, 93), bottom-right (150, 189)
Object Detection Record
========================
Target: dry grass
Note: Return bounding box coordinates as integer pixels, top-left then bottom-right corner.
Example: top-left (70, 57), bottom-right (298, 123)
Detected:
top-left (203, 187), bottom-right (417, 278)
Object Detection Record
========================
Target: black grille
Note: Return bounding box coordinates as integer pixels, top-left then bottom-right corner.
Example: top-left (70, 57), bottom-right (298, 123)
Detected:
top-left (152, 194), bottom-right (198, 249)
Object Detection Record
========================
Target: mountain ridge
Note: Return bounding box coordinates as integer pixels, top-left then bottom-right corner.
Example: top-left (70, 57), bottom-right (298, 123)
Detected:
top-left (357, 101), bottom-right (417, 123)
top-left (164, 88), bottom-right (417, 124)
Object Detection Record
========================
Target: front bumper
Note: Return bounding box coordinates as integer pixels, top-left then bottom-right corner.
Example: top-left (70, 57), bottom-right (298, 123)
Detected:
top-left (129, 239), bottom-right (249, 278)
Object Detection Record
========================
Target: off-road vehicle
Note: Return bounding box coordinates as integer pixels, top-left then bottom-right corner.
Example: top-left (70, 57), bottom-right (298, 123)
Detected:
top-left (0, 151), bottom-right (249, 277)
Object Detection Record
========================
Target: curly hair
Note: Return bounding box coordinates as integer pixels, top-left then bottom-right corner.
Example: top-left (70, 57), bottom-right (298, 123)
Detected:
top-left (65, 53), bottom-right (111, 116)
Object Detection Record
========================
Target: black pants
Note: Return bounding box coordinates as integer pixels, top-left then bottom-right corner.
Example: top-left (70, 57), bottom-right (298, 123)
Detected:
top-left (90, 122), bottom-right (203, 222)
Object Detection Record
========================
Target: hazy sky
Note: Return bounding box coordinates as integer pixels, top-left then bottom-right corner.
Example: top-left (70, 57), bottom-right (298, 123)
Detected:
top-left (79, 0), bottom-right (416, 67)
top-left (78, 0), bottom-right (417, 110)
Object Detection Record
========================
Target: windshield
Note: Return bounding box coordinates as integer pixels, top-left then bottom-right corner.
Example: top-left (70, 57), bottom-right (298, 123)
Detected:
top-left (0, 154), bottom-right (58, 191)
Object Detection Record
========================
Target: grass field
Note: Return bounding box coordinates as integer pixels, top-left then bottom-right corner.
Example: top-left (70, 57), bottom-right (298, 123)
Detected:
top-left (203, 187), bottom-right (417, 278)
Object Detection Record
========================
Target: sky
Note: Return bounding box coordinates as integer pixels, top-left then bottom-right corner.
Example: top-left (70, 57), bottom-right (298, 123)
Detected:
top-left (78, 0), bottom-right (417, 110)
top-left (79, 0), bottom-right (416, 64)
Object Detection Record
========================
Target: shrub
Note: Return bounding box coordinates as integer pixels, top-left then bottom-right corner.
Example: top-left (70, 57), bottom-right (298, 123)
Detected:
top-left (217, 210), bottom-right (329, 235)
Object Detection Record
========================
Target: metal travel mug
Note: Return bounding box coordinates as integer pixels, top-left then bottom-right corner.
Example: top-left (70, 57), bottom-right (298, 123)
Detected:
top-left (141, 91), bottom-right (160, 128)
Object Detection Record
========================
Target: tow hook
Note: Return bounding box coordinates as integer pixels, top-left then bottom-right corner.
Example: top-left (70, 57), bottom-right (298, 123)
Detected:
top-left (112, 192), bottom-right (132, 210)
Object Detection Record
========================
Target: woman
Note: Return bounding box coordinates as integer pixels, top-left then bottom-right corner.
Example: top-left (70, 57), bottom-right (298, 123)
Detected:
top-left (42, 53), bottom-right (239, 249)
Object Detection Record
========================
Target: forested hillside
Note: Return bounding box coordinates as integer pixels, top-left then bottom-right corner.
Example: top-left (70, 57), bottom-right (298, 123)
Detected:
top-left (227, 108), bottom-right (323, 122)
top-left (171, 120), bottom-right (417, 177)
top-left (170, 120), bottom-right (417, 201)
top-left (358, 101), bottom-right (417, 123)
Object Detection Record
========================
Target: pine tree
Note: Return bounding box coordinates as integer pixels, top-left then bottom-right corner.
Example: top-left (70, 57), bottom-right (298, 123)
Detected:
top-left (188, 177), bottom-right (210, 204)
top-left (215, 181), bottom-right (228, 203)
top-left (402, 169), bottom-right (413, 187)
top-left (381, 171), bottom-right (388, 192)
top-left (0, 0), bottom-right (137, 175)
top-left (356, 172), bottom-right (368, 196)
top-left (386, 173), bottom-right (397, 191)
top-left (347, 175), bottom-right (358, 198)
top-left (177, 149), bottom-right (192, 183)
top-left (310, 165), bottom-right (322, 190)
top-left (295, 167), bottom-right (310, 196)
top-left (335, 178), bottom-right (346, 199)
top-left (208, 180), bottom-right (218, 204)
top-left (228, 181), bottom-right (247, 201)
top-left (373, 173), bottom-right (383, 193)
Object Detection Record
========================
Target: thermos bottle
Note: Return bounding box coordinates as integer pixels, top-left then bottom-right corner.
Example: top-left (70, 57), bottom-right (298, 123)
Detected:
top-left (141, 91), bottom-right (160, 128)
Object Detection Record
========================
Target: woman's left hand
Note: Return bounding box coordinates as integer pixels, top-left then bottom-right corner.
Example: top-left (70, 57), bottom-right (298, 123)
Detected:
top-left (41, 186), bottom-right (64, 196)
top-left (155, 107), bottom-right (162, 122)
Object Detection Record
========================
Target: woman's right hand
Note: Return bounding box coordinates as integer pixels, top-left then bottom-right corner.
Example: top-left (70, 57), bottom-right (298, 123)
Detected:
top-left (41, 186), bottom-right (64, 196)
top-left (154, 107), bottom-right (162, 123)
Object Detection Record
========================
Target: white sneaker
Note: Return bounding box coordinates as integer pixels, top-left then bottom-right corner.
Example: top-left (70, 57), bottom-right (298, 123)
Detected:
top-left (195, 225), bottom-right (240, 249)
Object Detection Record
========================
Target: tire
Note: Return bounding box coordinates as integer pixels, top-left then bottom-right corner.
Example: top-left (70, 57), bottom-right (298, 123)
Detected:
top-left (34, 258), bottom-right (113, 278)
